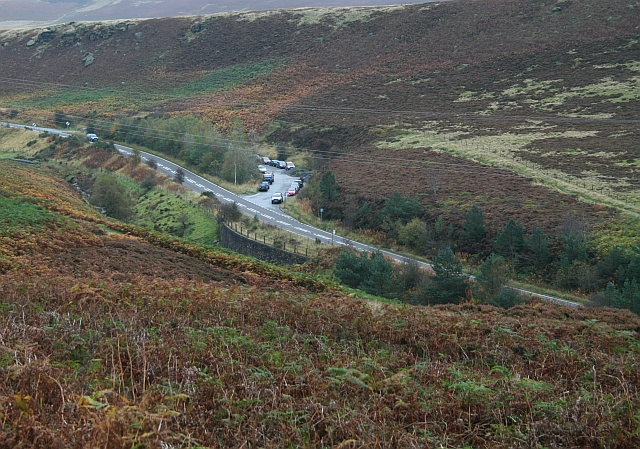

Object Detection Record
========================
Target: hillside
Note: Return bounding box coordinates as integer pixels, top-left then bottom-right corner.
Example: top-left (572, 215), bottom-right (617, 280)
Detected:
top-left (1, 159), bottom-right (640, 447)
top-left (0, 0), bottom-right (638, 221)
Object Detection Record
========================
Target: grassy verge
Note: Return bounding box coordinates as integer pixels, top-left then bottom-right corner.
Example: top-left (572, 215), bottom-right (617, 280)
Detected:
top-left (0, 126), bottom-right (51, 158)
top-left (228, 214), bottom-right (329, 256)
top-left (506, 279), bottom-right (591, 305)
top-left (282, 196), bottom-right (433, 262)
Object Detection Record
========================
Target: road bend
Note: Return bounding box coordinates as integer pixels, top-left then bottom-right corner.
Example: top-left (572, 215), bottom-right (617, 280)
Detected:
top-left (0, 122), bottom-right (580, 308)
top-left (114, 145), bottom-right (581, 308)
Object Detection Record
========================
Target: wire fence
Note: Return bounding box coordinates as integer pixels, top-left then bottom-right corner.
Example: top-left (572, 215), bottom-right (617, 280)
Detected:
top-left (224, 220), bottom-right (325, 259)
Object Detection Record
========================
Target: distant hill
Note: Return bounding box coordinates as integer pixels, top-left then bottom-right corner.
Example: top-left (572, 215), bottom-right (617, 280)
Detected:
top-left (0, 0), bottom-right (432, 29)
top-left (1, 1), bottom-right (638, 229)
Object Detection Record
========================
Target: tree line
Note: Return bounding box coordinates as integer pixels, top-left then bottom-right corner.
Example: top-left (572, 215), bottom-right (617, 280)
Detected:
top-left (94, 115), bottom-right (258, 184)
top-left (307, 170), bottom-right (640, 312)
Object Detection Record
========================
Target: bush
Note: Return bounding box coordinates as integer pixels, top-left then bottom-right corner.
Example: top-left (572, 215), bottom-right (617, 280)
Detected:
top-left (89, 174), bottom-right (134, 221)
top-left (461, 205), bottom-right (486, 242)
top-left (334, 249), bottom-right (395, 298)
top-left (398, 218), bottom-right (428, 251)
top-left (475, 253), bottom-right (509, 302)
top-left (218, 202), bottom-right (242, 222)
top-left (493, 288), bottom-right (523, 309)
top-left (424, 247), bottom-right (468, 305)
top-left (146, 158), bottom-right (158, 169)
top-left (174, 168), bottom-right (185, 184)
top-left (140, 173), bottom-right (157, 191)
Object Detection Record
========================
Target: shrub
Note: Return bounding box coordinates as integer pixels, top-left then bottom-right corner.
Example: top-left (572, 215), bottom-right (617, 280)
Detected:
top-left (89, 174), bottom-right (134, 221)
top-left (334, 249), bottom-right (395, 298)
top-left (424, 247), bottom-right (468, 305)
top-left (475, 253), bottom-right (509, 302)
top-left (398, 218), bottom-right (428, 251)
top-left (461, 205), bottom-right (486, 242)
top-left (493, 288), bottom-right (523, 309)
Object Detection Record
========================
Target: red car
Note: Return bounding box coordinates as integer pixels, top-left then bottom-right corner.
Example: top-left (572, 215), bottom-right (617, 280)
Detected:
top-left (286, 186), bottom-right (297, 196)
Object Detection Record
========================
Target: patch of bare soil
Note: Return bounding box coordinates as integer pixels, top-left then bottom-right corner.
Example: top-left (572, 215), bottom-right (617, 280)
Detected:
top-left (45, 236), bottom-right (247, 284)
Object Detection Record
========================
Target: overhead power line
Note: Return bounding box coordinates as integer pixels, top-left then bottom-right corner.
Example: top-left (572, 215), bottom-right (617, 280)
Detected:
top-left (8, 109), bottom-right (640, 184)
top-left (2, 78), bottom-right (639, 185)
top-left (2, 76), bottom-right (640, 125)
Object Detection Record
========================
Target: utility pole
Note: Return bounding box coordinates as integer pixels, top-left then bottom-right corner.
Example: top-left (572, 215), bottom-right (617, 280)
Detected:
top-left (232, 144), bottom-right (237, 185)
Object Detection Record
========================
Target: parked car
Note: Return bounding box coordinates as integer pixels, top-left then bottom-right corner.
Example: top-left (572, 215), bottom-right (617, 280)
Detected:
top-left (258, 165), bottom-right (267, 173)
top-left (261, 157), bottom-right (271, 165)
top-left (258, 181), bottom-right (270, 192)
top-left (269, 160), bottom-right (280, 167)
top-left (286, 186), bottom-right (297, 196)
top-left (292, 179), bottom-right (303, 190)
top-left (271, 192), bottom-right (284, 204)
top-left (286, 161), bottom-right (295, 170)
top-left (263, 172), bottom-right (274, 184)
top-left (277, 161), bottom-right (287, 169)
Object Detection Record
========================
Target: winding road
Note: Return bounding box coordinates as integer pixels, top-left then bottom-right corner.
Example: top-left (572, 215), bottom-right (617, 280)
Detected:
top-left (1, 122), bottom-right (581, 307)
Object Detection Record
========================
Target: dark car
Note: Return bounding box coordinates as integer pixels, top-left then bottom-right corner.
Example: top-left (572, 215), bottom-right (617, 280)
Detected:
top-left (277, 160), bottom-right (287, 169)
top-left (263, 172), bottom-right (274, 184)
top-left (258, 181), bottom-right (270, 192)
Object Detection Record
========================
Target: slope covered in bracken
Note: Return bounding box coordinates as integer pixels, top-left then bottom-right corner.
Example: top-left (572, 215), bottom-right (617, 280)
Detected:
top-left (1, 162), bottom-right (640, 447)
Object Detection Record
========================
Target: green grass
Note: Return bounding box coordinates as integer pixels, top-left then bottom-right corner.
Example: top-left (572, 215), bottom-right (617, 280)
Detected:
top-left (168, 58), bottom-right (284, 97)
top-left (6, 59), bottom-right (285, 111)
top-left (506, 279), bottom-right (591, 305)
top-left (134, 188), bottom-right (219, 246)
top-left (0, 196), bottom-right (57, 233)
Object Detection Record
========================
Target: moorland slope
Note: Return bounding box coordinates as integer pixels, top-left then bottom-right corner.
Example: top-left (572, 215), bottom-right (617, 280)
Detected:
top-left (1, 159), bottom-right (639, 447)
top-left (0, 0), bottom-right (638, 229)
